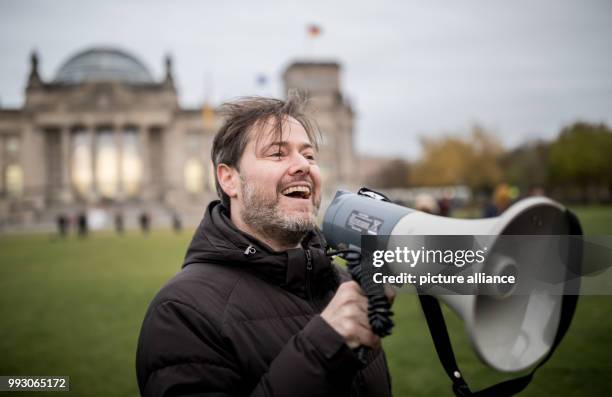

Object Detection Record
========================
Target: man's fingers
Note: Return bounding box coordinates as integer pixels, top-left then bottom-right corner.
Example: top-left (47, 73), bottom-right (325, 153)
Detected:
top-left (340, 303), bottom-right (368, 320)
top-left (384, 284), bottom-right (396, 307)
top-left (346, 323), bottom-right (378, 349)
top-left (325, 280), bottom-right (386, 350)
top-left (340, 280), bottom-right (365, 296)
top-left (339, 280), bottom-right (360, 290)
top-left (338, 282), bottom-right (368, 306)
top-left (355, 324), bottom-right (380, 348)
top-left (343, 280), bottom-right (394, 308)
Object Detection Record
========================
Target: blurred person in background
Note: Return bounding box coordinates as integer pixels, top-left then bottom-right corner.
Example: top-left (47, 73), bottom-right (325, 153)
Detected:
top-left (115, 211), bottom-right (124, 235)
top-left (136, 96), bottom-right (393, 397)
top-left (483, 183), bottom-right (512, 218)
top-left (529, 186), bottom-right (545, 197)
top-left (139, 211), bottom-right (150, 234)
top-left (171, 211), bottom-right (182, 233)
top-left (438, 194), bottom-right (451, 217)
top-left (76, 211), bottom-right (88, 238)
top-left (414, 193), bottom-right (440, 215)
top-left (56, 213), bottom-right (69, 238)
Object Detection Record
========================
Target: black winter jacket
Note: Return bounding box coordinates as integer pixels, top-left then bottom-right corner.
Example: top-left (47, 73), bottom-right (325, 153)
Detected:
top-left (136, 201), bottom-right (393, 397)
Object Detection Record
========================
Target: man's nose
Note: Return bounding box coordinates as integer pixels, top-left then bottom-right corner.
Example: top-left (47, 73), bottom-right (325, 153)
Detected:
top-left (288, 152), bottom-right (310, 175)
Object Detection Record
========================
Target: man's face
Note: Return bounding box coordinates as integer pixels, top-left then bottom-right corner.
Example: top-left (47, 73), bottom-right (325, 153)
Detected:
top-left (235, 116), bottom-right (322, 241)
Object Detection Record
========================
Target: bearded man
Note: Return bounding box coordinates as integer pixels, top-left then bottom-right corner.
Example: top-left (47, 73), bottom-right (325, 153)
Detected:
top-left (136, 96), bottom-right (393, 397)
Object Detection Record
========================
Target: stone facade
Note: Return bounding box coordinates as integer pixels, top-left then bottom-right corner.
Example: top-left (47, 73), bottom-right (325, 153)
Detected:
top-left (0, 47), bottom-right (357, 228)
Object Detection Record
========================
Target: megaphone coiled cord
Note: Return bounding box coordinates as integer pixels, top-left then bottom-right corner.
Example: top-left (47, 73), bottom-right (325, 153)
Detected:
top-left (326, 249), bottom-right (395, 363)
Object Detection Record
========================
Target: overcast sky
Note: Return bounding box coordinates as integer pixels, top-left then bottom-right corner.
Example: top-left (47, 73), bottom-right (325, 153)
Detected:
top-left (1, 0), bottom-right (611, 158)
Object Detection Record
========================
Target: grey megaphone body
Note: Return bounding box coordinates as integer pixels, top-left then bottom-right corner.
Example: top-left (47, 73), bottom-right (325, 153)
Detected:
top-left (323, 190), bottom-right (580, 373)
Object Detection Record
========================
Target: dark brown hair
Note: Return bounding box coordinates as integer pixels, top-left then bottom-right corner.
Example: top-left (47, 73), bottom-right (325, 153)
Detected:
top-left (211, 93), bottom-right (320, 210)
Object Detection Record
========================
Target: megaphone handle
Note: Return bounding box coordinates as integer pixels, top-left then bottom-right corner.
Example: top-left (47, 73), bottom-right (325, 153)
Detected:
top-left (339, 249), bottom-right (394, 359)
top-left (327, 248), bottom-right (394, 364)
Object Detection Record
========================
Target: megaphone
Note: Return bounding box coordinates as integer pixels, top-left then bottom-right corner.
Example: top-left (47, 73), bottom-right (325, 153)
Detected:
top-left (323, 190), bottom-right (581, 373)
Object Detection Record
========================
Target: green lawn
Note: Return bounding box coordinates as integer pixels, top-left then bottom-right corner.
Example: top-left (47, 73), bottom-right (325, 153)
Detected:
top-left (0, 206), bottom-right (611, 396)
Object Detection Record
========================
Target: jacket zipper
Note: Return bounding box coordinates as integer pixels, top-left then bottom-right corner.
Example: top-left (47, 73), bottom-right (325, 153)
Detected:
top-left (305, 249), bottom-right (313, 302)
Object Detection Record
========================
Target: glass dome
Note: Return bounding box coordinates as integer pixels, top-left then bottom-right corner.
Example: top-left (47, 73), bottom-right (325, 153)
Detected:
top-left (54, 47), bottom-right (154, 84)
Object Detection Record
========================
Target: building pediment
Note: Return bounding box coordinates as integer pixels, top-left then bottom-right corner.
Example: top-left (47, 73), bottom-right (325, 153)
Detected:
top-left (65, 82), bottom-right (133, 111)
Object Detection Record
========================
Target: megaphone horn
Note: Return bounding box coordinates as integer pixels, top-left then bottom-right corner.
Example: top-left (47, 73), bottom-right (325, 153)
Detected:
top-left (323, 190), bottom-right (581, 373)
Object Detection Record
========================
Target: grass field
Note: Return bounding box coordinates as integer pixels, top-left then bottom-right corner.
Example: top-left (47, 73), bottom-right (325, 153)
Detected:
top-left (1, 206), bottom-right (611, 396)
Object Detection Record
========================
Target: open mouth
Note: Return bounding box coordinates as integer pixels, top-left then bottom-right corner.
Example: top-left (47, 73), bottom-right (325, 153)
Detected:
top-left (281, 185), bottom-right (312, 200)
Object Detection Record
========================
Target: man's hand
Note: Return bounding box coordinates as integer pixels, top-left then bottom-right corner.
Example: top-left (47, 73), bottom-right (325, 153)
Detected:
top-left (320, 281), bottom-right (380, 349)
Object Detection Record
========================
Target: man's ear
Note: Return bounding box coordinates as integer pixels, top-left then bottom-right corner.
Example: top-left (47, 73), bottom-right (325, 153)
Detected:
top-left (217, 163), bottom-right (239, 199)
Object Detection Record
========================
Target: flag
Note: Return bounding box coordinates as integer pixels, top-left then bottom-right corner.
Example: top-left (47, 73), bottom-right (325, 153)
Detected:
top-left (307, 24), bottom-right (322, 38)
top-left (256, 74), bottom-right (268, 86)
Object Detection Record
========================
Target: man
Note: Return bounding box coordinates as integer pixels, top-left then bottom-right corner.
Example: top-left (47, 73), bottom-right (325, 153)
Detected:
top-left (136, 96), bottom-right (393, 396)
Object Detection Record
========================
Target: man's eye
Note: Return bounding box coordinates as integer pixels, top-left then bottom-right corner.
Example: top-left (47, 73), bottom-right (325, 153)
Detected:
top-left (270, 151), bottom-right (284, 158)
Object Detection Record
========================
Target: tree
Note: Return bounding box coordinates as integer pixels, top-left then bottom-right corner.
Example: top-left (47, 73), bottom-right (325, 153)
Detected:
top-left (412, 125), bottom-right (504, 191)
top-left (547, 122), bottom-right (612, 202)
top-left (370, 159), bottom-right (411, 189)
top-left (503, 140), bottom-right (550, 192)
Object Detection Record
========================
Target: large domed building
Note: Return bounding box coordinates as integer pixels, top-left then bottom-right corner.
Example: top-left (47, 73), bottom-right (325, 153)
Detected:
top-left (0, 46), bottom-right (355, 228)
top-left (54, 47), bottom-right (155, 84)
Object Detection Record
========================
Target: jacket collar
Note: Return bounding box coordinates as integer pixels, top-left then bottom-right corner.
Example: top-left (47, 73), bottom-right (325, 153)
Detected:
top-left (183, 201), bottom-right (338, 299)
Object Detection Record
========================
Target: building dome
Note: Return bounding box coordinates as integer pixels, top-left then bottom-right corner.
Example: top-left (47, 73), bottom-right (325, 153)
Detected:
top-left (54, 47), bottom-right (154, 84)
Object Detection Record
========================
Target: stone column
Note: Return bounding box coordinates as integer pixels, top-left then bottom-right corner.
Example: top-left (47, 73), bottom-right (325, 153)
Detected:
top-left (138, 125), bottom-right (150, 199)
top-left (60, 126), bottom-right (73, 203)
top-left (22, 124), bottom-right (45, 209)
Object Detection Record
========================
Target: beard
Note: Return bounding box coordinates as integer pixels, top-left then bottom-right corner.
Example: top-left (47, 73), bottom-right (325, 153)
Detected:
top-left (239, 174), bottom-right (319, 248)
